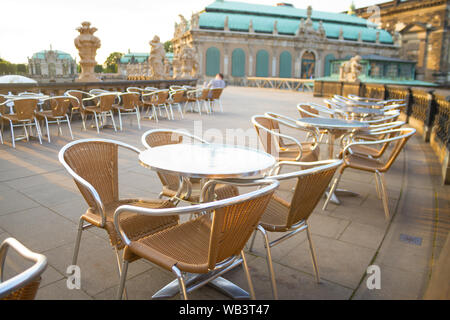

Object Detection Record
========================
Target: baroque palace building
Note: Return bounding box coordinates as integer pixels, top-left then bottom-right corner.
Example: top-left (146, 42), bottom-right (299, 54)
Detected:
top-left (354, 0), bottom-right (449, 84)
top-left (28, 47), bottom-right (77, 82)
top-left (172, 0), bottom-right (400, 82)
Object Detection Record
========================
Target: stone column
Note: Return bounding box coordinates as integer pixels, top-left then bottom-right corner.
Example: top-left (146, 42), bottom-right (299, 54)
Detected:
top-left (74, 21), bottom-right (101, 82)
top-left (223, 46), bottom-right (229, 76)
top-left (271, 48), bottom-right (278, 77)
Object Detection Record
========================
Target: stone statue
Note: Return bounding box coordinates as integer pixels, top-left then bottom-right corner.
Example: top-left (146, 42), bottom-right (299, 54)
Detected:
top-left (249, 19), bottom-right (254, 33)
top-left (148, 35), bottom-right (166, 79)
top-left (224, 16), bottom-right (229, 31)
top-left (164, 58), bottom-right (172, 79)
top-left (191, 13), bottom-right (199, 30)
top-left (180, 45), bottom-right (199, 78)
top-left (172, 51), bottom-right (182, 79)
top-left (318, 21), bottom-right (326, 38)
top-left (273, 21), bottom-right (278, 35)
top-left (339, 55), bottom-right (363, 83)
top-left (74, 21), bottom-right (101, 82)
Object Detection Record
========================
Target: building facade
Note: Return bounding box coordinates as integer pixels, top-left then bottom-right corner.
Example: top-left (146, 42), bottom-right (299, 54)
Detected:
top-left (172, 0), bottom-right (400, 83)
top-left (28, 49), bottom-right (77, 82)
top-left (118, 51), bottom-right (174, 78)
top-left (354, 0), bottom-right (449, 84)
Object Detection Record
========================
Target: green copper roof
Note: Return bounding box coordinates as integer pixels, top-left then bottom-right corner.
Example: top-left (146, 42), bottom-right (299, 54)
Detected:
top-left (31, 50), bottom-right (74, 60)
top-left (119, 53), bottom-right (149, 64)
top-left (199, 1), bottom-right (393, 44)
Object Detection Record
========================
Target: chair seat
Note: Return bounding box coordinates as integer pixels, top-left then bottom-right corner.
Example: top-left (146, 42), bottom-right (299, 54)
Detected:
top-left (259, 195), bottom-right (292, 232)
top-left (279, 144), bottom-right (320, 162)
top-left (344, 154), bottom-right (384, 172)
top-left (113, 105), bottom-right (137, 112)
top-left (82, 199), bottom-right (178, 249)
top-left (162, 183), bottom-right (239, 203)
top-left (349, 144), bottom-right (381, 157)
top-left (1, 114), bottom-right (35, 122)
top-left (35, 110), bottom-right (65, 119)
top-left (84, 106), bottom-right (105, 113)
top-left (124, 215), bottom-right (212, 273)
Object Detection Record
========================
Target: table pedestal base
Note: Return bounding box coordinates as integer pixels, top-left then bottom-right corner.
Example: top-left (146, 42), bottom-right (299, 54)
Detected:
top-left (152, 259), bottom-right (249, 300)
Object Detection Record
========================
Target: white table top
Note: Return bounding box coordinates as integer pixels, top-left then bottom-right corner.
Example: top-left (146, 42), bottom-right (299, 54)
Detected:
top-left (139, 143), bottom-right (276, 179)
top-left (296, 117), bottom-right (370, 130)
top-left (333, 104), bottom-right (384, 115)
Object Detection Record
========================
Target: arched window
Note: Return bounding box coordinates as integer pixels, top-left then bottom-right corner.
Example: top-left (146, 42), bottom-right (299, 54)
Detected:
top-left (324, 54), bottom-right (335, 77)
top-left (279, 51), bottom-right (292, 78)
top-left (255, 50), bottom-right (269, 77)
top-left (231, 48), bottom-right (246, 77)
top-left (205, 47), bottom-right (220, 77)
top-left (301, 51), bottom-right (316, 79)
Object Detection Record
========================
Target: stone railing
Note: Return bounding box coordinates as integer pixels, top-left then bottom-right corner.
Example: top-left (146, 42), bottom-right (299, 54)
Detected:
top-left (314, 80), bottom-right (450, 184)
top-left (243, 77), bottom-right (314, 92)
top-left (0, 79), bottom-right (198, 96)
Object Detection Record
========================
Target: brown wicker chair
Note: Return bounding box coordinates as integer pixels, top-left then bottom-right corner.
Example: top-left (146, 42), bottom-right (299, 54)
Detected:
top-left (58, 139), bottom-right (179, 293)
top-left (141, 129), bottom-right (239, 203)
top-left (35, 96), bottom-right (76, 143)
top-left (323, 128), bottom-right (416, 219)
top-left (113, 92), bottom-right (141, 131)
top-left (248, 159), bottom-right (343, 299)
top-left (0, 237), bottom-right (47, 300)
top-left (186, 88), bottom-right (210, 115)
top-left (252, 115), bottom-right (320, 163)
top-left (142, 90), bottom-right (171, 121)
top-left (205, 88), bottom-right (224, 113)
top-left (82, 93), bottom-right (118, 134)
top-left (65, 90), bottom-right (90, 130)
top-left (0, 97), bottom-right (43, 148)
top-left (168, 89), bottom-right (186, 119)
top-left (114, 179), bottom-right (279, 300)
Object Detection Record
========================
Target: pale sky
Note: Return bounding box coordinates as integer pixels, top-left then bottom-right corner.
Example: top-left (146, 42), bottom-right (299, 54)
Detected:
top-left (0, 0), bottom-right (383, 64)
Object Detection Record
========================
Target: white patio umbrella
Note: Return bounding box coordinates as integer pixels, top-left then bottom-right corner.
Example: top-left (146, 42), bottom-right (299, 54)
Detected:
top-left (0, 75), bottom-right (37, 84)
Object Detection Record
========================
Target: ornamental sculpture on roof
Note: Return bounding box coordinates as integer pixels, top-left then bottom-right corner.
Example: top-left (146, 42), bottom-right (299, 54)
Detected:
top-left (74, 21), bottom-right (101, 82)
top-left (339, 55), bottom-right (363, 83)
top-left (148, 35), bottom-right (167, 79)
top-left (180, 44), bottom-right (199, 79)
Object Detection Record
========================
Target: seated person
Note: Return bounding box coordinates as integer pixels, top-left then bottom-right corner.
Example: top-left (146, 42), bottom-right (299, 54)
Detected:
top-left (207, 73), bottom-right (226, 89)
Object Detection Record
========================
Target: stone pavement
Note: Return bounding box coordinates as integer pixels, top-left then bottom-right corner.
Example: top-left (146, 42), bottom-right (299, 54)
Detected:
top-left (0, 86), bottom-right (448, 300)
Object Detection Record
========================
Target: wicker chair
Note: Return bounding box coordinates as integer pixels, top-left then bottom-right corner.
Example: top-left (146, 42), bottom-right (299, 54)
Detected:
top-left (0, 98), bottom-right (43, 148)
top-left (113, 92), bottom-right (141, 131)
top-left (142, 90), bottom-right (171, 121)
top-left (59, 139), bottom-right (179, 293)
top-left (0, 237), bottom-right (47, 300)
top-left (205, 88), bottom-right (224, 113)
top-left (323, 128), bottom-right (416, 219)
top-left (65, 90), bottom-right (91, 130)
top-left (141, 129), bottom-right (239, 203)
top-left (114, 179), bottom-right (279, 300)
top-left (248, 159), bottom-right (343, 299)
top-left (186, 88), bottom-right (210, 115)
top-left (252, 115), bottom-right (320, 163)
top-left (83, 93), bottom-right (118, 134)
top-left (168, 89), bottom-right (186, 119)
top-left (35, 96), bottom-right (76, 143)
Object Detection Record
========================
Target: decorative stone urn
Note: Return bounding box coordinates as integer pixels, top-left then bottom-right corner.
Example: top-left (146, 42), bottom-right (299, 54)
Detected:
top-left (74, 21), bottom-right (101, 82)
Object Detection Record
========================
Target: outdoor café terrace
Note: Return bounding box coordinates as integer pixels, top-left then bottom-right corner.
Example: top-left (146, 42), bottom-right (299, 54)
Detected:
top-left (0, 84), bottom-right (448, 300)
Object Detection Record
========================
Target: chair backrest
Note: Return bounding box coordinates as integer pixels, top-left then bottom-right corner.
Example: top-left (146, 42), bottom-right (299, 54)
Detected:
top-left (98, 94), bottom-right (117, 112)
top-left (153, 90), bottom-right (169, 105)
top-left (61, 140), bottom-right (120, 211)
top-left (209, 88), bottom-right (223, 100)
top-left (120, 93), bottom-right (140, 110)
top-left (48, 96), bottom-right (76, 117)
top-left (298, 104), bottom-right (319, 118)
top-left (272, 160), bottom-right (342, 227)
top-left (170, 89), bottom-right (187, 103)
top-left (12, 98), bottom-right (39, 120)
top-left (252, 115), bottom-right (280, 156)
top-left (207, 183), bottom-right (276, 268)
top-left (199, 88), bottom-right (210, 100)
top-left (381, 128), bottom-right (416, 171)
top-left (0, 237), bottom-right (47, 300)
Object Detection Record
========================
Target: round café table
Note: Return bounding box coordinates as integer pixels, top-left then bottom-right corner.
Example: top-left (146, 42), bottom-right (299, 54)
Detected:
top-left (296, 117), bottom-right (370, 205)
top-left (138, 143), bottom-right (276, 299)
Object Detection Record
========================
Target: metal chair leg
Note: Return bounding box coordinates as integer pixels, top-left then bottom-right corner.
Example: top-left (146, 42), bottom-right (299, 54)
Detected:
top-left (241, 250), bottom-right (256, 300)
top-left (135, 107), bottom-right (141, 129)
top-left (72, 218), bottom-right (85, 266)
top-left (114, 247), bottom-right (128, 299)
top-left (323, 172), bottom-right (342, 211)
top-left (306, 224), bottom-right (320, 283)
top-left (110, 111), bottom-right (117, 132)
top-left (248, 230), bottom-right (257, 252)
top-left (117, 109), bottom-right (123, 131)
top-left (44, 117), bottom-right (51, 143)
top-left (374, 172), bottom-right (382, 199)
top-left (66, 115), bottom-right (74, 140)
top-left (257, 225), bottom-right (278, 299)
top-left (10, 120), bottom-right (15, 148)
top-left (172, 265), bottom-right (188, 300)
top-left (377, 171), bottom-right (390, 220)
top-left (93, 112), bottom-right (100, 134)
top-left (116, 260), bottom-right (129, 300)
